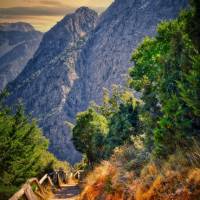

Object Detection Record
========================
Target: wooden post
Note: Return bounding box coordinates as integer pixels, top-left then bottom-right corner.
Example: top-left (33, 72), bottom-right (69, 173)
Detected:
top-left (57, 173), bottom-right (62, 188)
top-left (47, 175), bottom-right (54, 186)
top-left (9, 187), bottom-right (25, 200)
top-left (24, 184), bottom-right (38, 200)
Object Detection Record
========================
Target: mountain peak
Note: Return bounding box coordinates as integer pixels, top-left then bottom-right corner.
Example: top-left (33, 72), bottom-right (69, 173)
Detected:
top-left (75, 6), bottom-right (96, 14)
top-left (0, 22), bottom-right (35, 32)
top-left (54, 7), bottom-right (97, 31)
top-left (38, 7), bottom-right (98, 57)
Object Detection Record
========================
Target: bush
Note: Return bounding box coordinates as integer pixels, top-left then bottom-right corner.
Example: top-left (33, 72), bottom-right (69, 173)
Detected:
top-left (79, 141), bottom-right (200, 200)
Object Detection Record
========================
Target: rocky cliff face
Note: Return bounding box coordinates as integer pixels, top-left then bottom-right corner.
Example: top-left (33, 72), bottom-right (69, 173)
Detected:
top-left (7, 1), bottom-right (188, 163)
top-left (0, 22), bottom-right (43, 91)
top-left (7, 7), bottom-right (98, 163)
top-left (64, 0), bottom-right (188, 119)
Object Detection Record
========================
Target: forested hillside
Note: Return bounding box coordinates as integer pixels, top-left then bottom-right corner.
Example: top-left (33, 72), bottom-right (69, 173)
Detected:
top-left (72, 1), bottom-right (200, 199)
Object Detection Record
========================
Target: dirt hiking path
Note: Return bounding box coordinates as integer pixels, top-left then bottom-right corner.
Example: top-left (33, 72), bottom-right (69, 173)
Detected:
top-left (50, 183), bottom-right (80, 200)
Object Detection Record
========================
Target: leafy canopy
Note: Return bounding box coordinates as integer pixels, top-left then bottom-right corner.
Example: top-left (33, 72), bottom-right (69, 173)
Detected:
top-left (129, 2), bottom-right (200, 157)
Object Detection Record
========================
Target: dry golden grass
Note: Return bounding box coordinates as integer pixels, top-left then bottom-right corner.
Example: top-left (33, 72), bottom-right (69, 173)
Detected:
top-left (78, 143), bottom-right (200, 200)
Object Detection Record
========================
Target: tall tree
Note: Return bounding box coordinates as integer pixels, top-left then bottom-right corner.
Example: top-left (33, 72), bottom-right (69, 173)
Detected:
top-left (129, 2), bottom-right (200, 157)
top-left (72, 108), bottom-right (109, 165)
top-left (0, 93), bottom-right (70, 199)
top-left (0, 104), bottom-right (48, 186)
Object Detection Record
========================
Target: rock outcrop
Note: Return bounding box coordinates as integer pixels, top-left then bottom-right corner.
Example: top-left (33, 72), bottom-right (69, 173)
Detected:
top-left (0, 22), bottom-right (43, 91)
top-left (7, 1), bottom-right (188, 163)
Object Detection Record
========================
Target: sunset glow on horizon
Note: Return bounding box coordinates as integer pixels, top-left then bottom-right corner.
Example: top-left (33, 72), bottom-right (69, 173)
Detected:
top-left (0, 0), bottom-right (113, 32)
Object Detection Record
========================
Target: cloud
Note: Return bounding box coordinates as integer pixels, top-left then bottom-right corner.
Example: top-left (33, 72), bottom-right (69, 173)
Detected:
top-left (39, 0), bottom-right (64, 6)
top-left (0, 1), bottom-right (111, 32)
top-left (0, 6), bottom-right (75, 17)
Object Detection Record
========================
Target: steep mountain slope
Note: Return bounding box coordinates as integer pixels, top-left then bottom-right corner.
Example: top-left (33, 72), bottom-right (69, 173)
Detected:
top-left (7, 1), bottom-right (188, 163)
top-left (64, 0), bottom-right (188, 119)
top-left (7, 7), bottom-right (98, 163)
top-left (0, 22), bottom-right (43, 91)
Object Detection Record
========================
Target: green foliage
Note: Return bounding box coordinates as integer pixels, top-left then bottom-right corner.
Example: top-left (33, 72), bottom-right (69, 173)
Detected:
top-left (0, 184), bottom-right (18, 200)
top-left (73, 86), bottom-right (141, 164)
top-left (186, 0), bottom-right (200, 51)
top-left (104, 91), bottom-right (140, 157)
top-left (129, 3), bottom-right (200, 157)
top-left (72, 108), bottom-right (109, 164)
top-left (36, 151), bottom-right (71, 176)
top-left (0, 104), bottom-right (48, 186)
top-left (74, 154), bottom-right (89, 171)
top-left (178, 55), bottom-right (200, 117)
top-left (0, 93), bottom-right (70, 198)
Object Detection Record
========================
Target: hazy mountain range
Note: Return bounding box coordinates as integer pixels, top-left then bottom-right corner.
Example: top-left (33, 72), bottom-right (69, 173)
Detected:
top-left (5, 0), bottom-right (188, 163)
top-left (0, 22), bottom-right (43, 91)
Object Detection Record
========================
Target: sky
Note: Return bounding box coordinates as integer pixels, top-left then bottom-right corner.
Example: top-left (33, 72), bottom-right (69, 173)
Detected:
top-left (0, 0), bottom-right (113, 32)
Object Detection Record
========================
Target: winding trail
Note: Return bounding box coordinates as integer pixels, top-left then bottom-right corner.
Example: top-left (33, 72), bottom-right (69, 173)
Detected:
top-left (50, 183), bottom-right (80, 200)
